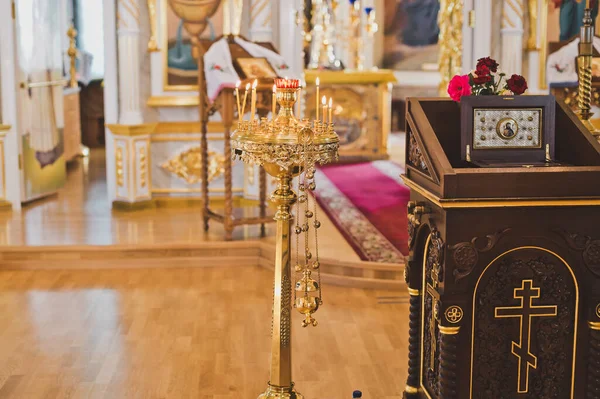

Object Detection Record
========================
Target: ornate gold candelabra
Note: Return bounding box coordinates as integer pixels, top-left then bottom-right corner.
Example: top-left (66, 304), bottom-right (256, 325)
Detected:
top-left (231, 79), bottom-right (339, 398)
top-left (577, 3), bottom-right (600, 137)
top-left (67, 25), bottom-right (78, 88)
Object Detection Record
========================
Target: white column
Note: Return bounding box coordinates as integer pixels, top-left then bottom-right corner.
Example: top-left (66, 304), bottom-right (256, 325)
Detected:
top-left (249, 0), bottom-right (273, 42)
top-left (472, 0), bottom-right (492, 69)
top-left (104, 0), bottom-right (119, 202)
top-left (501, 0), bottom-right (524, 75)
top-left (278, 0), bottom-right (303, 78)
top-left (117, 0), bottom-right (143, 125)
top-left (0, 0), bottom-right (23, 210)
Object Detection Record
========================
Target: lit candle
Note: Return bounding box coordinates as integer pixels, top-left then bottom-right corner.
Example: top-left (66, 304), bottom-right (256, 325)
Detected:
top-left (272, 84), bottom-right (277, 120)
top-left (316, 77), bottom-right (320, 121)
top-left (322, 96), bottom-right (327, 125)
top-left (235, 81), bottom-right (241, 122)
top-left (241, 83), bottom-right (250, 119)
top-left (328, 97), bottom-right (333, 125)
top-left (251, 79), bottom-right (258, 121)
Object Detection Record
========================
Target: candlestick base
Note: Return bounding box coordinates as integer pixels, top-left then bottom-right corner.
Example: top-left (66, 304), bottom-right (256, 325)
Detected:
top-left (257, 383), bottom-right (304, 399)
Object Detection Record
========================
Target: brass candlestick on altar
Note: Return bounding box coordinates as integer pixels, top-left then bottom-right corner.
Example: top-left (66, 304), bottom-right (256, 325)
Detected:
top-left (232, 79), bottom-right (339, 399)
top-left (577, 2), bottom-right (600, 137)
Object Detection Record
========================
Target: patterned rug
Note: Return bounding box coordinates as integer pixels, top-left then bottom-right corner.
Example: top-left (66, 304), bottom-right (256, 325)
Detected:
top-left (313, 161), bottom-right (409, 263)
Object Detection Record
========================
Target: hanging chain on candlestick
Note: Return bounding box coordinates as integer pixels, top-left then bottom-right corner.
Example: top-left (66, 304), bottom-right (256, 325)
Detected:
top-left (294, 127), bottom-right (323, 327)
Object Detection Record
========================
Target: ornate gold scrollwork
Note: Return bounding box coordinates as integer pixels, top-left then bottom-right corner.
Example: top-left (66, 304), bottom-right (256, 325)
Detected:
top-left (116, 147), bottom-right (124, 187)
top-left (445, 305), bottom-right (464, 324)
top-left (161, 146), bottom-right (225, 184)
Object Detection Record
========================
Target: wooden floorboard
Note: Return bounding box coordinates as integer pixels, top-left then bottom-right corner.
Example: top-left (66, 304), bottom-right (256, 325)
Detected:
top-left (0, 266), bottom-right (408, 398)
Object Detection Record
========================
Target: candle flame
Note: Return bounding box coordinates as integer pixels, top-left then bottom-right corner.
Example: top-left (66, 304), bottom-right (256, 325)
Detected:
top-left (322, 95), bottom-right (327, 105)
top-left (329, 97), bottom-right (332, 107)
top-left (273, 84), bottom-right (276, 93)
top-left (235, 81), bottom-right (240, 89)
top-left (316, 77), bottom-right (320, 86)
top-left (245, 83), bottom-right (250, 90)
top-left (252, 79), bottom-right (258, 88)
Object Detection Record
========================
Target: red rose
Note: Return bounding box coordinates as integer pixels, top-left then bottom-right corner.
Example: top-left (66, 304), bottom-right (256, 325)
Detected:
top-left (475, 64), bottom-right (490, 77)
top-left (506, 74), bottom-right (528, 95)
top-left (477, 57), bottom-right (499, 73)
top-left (473, 74), bottom-right (492, 85)
top-left (447, 74), bottom-right (472, 102)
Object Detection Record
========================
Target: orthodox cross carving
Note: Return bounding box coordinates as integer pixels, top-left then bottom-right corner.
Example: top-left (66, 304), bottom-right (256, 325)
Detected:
top-left (494, 280), bottom-right (558, 394)
top-left (426, 280), bottom-right (440, 371)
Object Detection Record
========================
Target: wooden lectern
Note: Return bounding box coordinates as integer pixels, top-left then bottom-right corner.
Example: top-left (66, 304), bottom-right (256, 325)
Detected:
top-left (402, 98), bottom-right (600, 399)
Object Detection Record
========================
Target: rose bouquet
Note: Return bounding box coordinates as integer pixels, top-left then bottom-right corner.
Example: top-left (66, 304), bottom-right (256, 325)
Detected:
top-left (447, 57), bottom-right (528, 102)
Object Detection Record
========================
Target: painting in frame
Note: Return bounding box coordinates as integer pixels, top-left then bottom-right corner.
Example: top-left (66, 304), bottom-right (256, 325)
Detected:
top-left (382, 0), bottom-right (440, 71)
top-left (161, 0), bottom-right (224, 91)
top-left (234, 57), bottom-right (278, 80)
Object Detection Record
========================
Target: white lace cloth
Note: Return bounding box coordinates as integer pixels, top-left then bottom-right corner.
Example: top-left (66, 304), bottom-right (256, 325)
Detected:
top-left (546, 37), bottom-right (600, 86)
top-left (203, 37), bottom-right (295, 102)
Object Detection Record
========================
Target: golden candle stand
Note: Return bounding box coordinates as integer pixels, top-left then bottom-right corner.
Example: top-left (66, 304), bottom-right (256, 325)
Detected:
top-left (231, 79), bottom-right (339, 398)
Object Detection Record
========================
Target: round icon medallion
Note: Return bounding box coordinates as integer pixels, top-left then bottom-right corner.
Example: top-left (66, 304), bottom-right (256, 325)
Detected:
top-left (596, 303), bottom-right (600, 318)
top-left (496, 117), bottom-right (519, 140)
top-left (445, 305), bottom-right (464, 324)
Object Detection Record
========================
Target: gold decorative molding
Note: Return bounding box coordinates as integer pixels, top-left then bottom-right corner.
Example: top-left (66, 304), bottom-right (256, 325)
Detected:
top-left (67, 25), bottom-right (78, 88)
top-left (154, 121), bottom-right (225, 134)
top-left (589, 321), bottom-right (600, 331)
top-left (147, 95), bottom-right (199, 107)
top-left (161, 146), bottom-right (226, 184)
top-left (408, 287), bottom-right (421, 296)
top-left (445, 305), bottom-right (464, 324)
top-left (304, 69), bottom-right (397, 85)
top-left (107, 123), bottom-right (158, 136)
top-left (146, 0), bottom-right (159, 52)
top-left (439, 325), bottom-right (461, 335)
top-left (139, 146), bottom-right (147, 188)
top-left (402, 176), bottom-right (600, 208)
top-left (0, 125), bottom-right (11, 134)
top-left (116, 147), bottom-right (125, 187)
top-left (438, 0), bottom-right (463, 96)
top-left (404, 385), bottom-right (419, 395)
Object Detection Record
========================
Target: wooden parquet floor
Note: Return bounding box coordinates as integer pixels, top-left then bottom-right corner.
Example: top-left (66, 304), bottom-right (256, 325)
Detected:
top-left (0, 266), bottom-right (408, 399)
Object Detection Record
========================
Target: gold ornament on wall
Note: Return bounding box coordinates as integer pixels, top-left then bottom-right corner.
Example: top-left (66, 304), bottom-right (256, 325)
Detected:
top-left (67, 25), bottom-right (78, 88)
top-left (116, 147), bottom-right (125, 187)
top-left (147, 0), bottom-right (159, 52)
top-left (161, 146), bottom-right (225, 184)
top-left (139, 146), bottom-right (147, 187)
top-left (438, 0), bottom-right (463, 96)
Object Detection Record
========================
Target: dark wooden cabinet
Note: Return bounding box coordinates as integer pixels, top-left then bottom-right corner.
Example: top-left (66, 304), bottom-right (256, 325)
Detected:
top-left (402, 98), bottom-right (600, 399)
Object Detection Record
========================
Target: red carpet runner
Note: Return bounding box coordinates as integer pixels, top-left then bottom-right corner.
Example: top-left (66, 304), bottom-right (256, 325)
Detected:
top-left (313, 161), bottom-right (409, 263)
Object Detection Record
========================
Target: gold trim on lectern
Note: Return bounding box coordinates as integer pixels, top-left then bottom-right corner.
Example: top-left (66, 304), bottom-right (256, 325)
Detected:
top-left (402, 176), bottom-right (600, 208)
top-left (589, 322), bottom-right (600, 331)
top-left (438, 326), bottom-right (460, 335)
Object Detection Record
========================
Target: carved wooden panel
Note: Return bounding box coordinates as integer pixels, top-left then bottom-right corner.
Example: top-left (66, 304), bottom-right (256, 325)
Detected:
top-left (421, 230), bottom-right (445, 397)
top-left (471, 247), bottom-right (578, 398)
